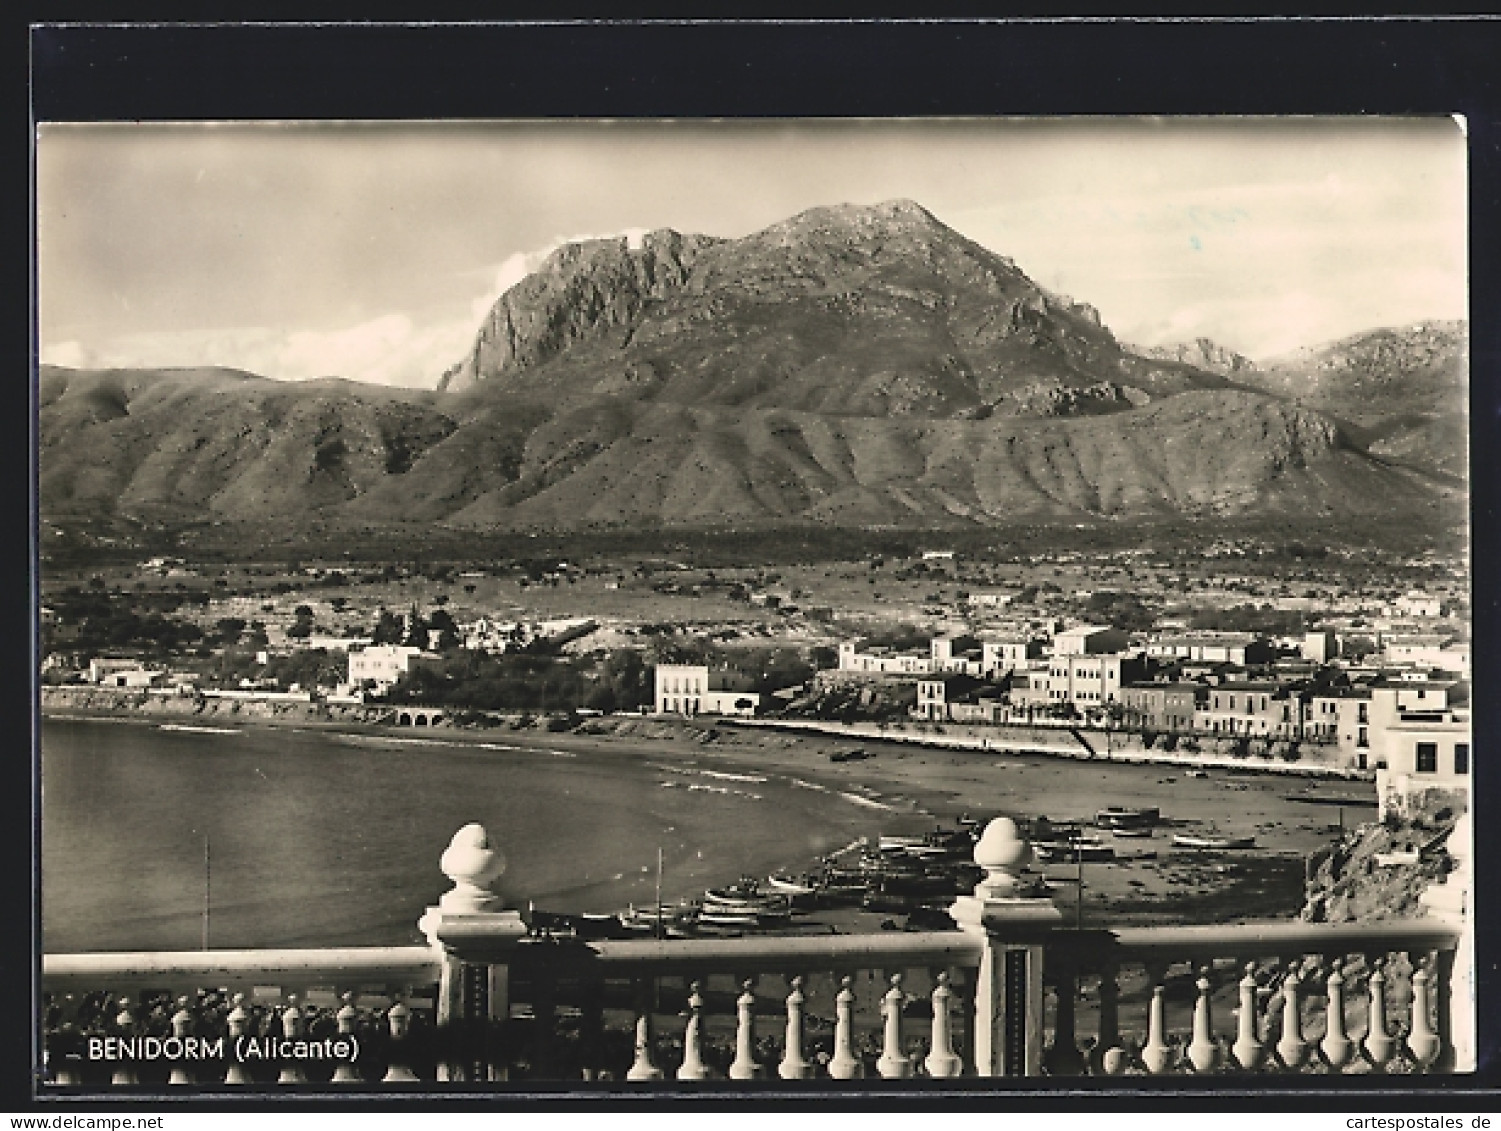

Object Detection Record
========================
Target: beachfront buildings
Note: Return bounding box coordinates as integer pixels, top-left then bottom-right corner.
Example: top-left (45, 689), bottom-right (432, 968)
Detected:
top-left (1375, 705), bottom-right (1471, 819)
top-left (1120, 682), bottom-right (1204, 732)
top-left (653, 664), bottom-right (761, 717)
top-left (348, 644), bottom-right (429, 695)
top-left (1193, 680), bottom-right (1303, 738)
top-left (1043, 651), bottom-right (1146, 710)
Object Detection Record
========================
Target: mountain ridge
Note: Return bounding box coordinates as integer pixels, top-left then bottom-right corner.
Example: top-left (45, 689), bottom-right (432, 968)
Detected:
top-left (38, 201), bottom-right (1467, 534)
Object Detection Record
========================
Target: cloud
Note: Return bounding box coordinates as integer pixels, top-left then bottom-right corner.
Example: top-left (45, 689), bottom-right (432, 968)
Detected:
top-left (39, 313), bottom-right (479, 389)
top-left (467, 227), bottom-right (651, 324)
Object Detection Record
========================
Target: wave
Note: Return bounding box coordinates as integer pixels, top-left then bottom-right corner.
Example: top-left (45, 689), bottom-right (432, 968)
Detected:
top-left (696, 768), bottom-right (767, 784)
top-left (789, 778), bottom-right (829, 793)
top-left (837, 791), bottom-right (895, 812)
top-left (158, 724), bottom-right (241, 735)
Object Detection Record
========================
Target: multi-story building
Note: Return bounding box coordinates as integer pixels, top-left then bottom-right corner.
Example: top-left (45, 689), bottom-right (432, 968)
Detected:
top-left (348, 645), bottom-right (428, 695)
top-left (1194, 680), bottom-right (1301, 738)
top-left (1043, 652), bottom-right (1146, 711)
top-left (653, 664), bottom-right (761, 717)
top-left (913, 673), bottom-right (992, 721)
top-left (1051, 625), bottom-right (1130, 657)
top-left (1300, 630), bottom-right (1339, 664)
top-left (981, 637), bottom-right (1043, 677)
top-left (1121, 682), bottom-right (1205, 732)
top-left (1374, 706), bottom-right (1470, 820)
top-left (1145, 633), bottom-right (1274, 667)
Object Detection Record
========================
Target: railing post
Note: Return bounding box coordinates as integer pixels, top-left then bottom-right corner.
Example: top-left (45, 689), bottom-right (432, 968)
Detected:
top-left (110, 999), bottom-right (138, 1086)
top-left (779, 976), bottom-right (813, 1080)
top-left (1419, 812), bottom-right (1473, 1071)
top-left (223, 994), bottom-right (251, 1085)
top-left (168, 997), bottom-right (196, 1085)
top-left (1320, 961), bottom-right (1354, 1072)
top-left (677, 982), bottom-right (711, 1081)
top-left (949, 817), bottom-right (1062, 1077)
top-left (419, 823), bottom-right (528, 1082)
top-left (924, 971), bottom-right (963, 1078)
top-left (1231, 962), bottom-right (1264, 1071)
top-left (1188, 966), bottom-right (1221, 1073)
top-left (331, 993), bottom-right (362, 1083)
top-left (277, 996), bottom-right (307, 1084)
top-left (729, 978), bottom-right (764, 1080)
top-left (876, 973), bottom-right (913, 1079)
top-left (827, 975), bottom-right (864, 1080)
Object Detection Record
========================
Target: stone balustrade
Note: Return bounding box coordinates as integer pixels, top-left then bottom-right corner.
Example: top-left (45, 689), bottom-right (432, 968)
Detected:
top-left (41, 814), bottom-right (1471, 1085)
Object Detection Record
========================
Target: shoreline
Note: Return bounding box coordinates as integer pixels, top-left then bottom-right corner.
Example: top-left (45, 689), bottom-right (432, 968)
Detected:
top-left (43, 700), bottom-right (1368, 934)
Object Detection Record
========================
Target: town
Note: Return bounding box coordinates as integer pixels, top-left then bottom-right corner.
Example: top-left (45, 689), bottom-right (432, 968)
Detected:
top-left (40, 534), bottom-right (1471, 822)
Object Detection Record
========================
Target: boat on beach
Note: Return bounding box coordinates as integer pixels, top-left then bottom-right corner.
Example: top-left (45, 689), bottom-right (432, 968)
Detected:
top-left (1172, 833), bottom-right (1257, 850)
top-left (1095, 806), bottom-right (1160, 829)
top-left (766, 873), bottom-right (818, 896)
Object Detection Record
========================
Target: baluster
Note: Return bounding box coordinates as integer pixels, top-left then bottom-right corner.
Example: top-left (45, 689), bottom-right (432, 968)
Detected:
top-left (111, 998), bottom-right (138, 1086)
top-left (1092, 966), bottom-right (1127, 1076)
top-left (827, 975), bottom-right (863, 1079)
top-left (1188, 966), bottom-right (1221, 1073)
top-left (382, 1000), bottom-right (419, 1082)
top-left (779, 976), bottom-right (813, 1080)
top-left (1363, 958), bottom-right (1396, 1071)
top-left (1276, 962), bottom-right (1309, 1071)
top-left (876, 973), bottom-right (913, 1079)
top-left (1407, 956), bottom-right (1441, 1071)
top-left (1044, 962), bottom-right (1084, 1076)
top-left (330, 993), bottom-right (362, 1083)
top-left (1320, 961), bottom-right (1355, 1072)
top-left (924, 971), bottom-right (963, 1078)
top-left (49, 1023), bottom-right (83, 1086)
top-left (223, 994), bottom-right (251, 1085)
top-left (277, 995), bottom-right (306, 1084)
top-left (626, 979), bottom-right (664, 1081)
top-left (1231, 962), bottom-right (1264, 1071)
top-left (676, 981), bottom-right (710, 1081)
top-left (1140, 972), bottom-right (1173, 1075)
top-left (729, 978), bottom-right (763, 1080)
top-left (166, 997), bottom-right (196, 1085)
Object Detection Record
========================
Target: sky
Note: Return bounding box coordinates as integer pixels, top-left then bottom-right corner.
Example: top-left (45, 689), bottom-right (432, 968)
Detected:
top-left (36, 118), bottom-right (1467, 389)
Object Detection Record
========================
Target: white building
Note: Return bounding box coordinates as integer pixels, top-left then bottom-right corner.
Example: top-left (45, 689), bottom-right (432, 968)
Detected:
top-left (1390, 591), bottom-right (1444, 618)
top-left (1375, 707), bottom-right (1471, 820)
top-left (653, 664), bottom-right (761, 717)
top-left (348, 645), bottom-right (428, 695)
top-left (1051, 625), bottom-right (1130, 657)
top-left (837, 639), bottom-right (933, 675)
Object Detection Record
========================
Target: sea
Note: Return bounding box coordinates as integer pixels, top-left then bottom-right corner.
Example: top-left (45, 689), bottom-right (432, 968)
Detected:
top-left (40, 717), bottom-right (912, 953)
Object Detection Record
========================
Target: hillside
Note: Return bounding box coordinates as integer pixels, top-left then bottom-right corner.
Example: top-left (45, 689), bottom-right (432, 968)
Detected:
top-left (37, 201), bottom-right (1464, 534)
top-left (1240, 321), bottom-right (1468, 481)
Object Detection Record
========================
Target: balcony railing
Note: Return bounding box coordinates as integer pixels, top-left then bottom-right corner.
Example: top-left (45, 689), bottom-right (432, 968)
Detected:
top-left (41, 814), bottom-right (1473, 1086)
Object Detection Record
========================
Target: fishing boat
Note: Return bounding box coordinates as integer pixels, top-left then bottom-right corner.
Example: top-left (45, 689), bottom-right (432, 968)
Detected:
top-left (1172, 833), bottom-right (1257, 850)
top-left (1185, 769), bottom-right (1210, 779)
top-left (1034, 837), bottom-right (1116, 863)
top-left (766, 873), bottom-right (818, 896)
top-left (1095, 806), bottom-right (1160, 829)
top-left (1110, 825), bottom-right (1155, 838)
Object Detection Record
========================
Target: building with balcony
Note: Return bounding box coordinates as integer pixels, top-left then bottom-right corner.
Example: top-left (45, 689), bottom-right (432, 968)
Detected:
top-left (1120, 682), bottom-right (1205, 732)
top-left (1193, 681), bottom-right (1301, 738)
top-left (653, 664), bottom-right (761, 717)
top-left (1043, 652), bottom-right (1146, 711)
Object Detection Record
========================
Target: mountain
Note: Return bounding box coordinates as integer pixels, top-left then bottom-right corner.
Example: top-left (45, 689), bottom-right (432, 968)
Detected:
top-left (1127, 337), bottom-right (1259, 378)
top-left (438, 200), bottom-right (1236, 418)
top-left (1237, 321), bottom-right (1468, 482)
top-left (37, 202), bottom-right (1464, 534)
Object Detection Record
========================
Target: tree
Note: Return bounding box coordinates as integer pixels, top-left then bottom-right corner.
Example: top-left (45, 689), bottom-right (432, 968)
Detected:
top-left (372, 609), bottom-right (405, 645)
